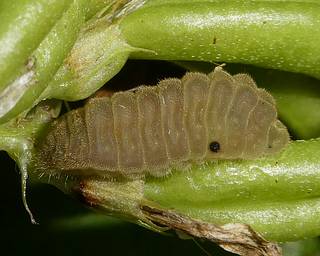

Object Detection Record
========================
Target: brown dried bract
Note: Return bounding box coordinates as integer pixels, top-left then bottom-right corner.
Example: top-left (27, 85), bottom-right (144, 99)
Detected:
top-left (141, 205), bottom-right (281, 256)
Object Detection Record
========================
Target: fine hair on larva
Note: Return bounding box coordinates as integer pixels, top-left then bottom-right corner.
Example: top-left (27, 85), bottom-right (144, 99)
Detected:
top-left (34, 66), bottom-right (290, 180)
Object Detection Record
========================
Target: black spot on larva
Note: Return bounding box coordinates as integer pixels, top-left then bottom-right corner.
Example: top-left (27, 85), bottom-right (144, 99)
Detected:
top-left (209, 141), bottom-right (220, 153)
top-left (268, 145), bottom-right (272, 149)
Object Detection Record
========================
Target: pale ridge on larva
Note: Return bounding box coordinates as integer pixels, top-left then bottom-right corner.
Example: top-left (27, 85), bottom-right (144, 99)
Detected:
top-left (35, 67), bottom-right (290, 179)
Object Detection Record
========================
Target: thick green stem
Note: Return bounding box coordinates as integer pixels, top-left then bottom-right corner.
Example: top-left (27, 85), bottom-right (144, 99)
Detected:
top-left (42, 23), bottom-right (136, 101)
top-left (144, 0), bottom-right (320, 5)
top-left (144, 139), bottom-right (320, 241)
top-left (0, 0), bottom-right (142, 123)
top-left (0, 0), bottom-right (72, 91)
top-left (120, 1), bottom-right (320, 78)
top-left (0, 0), bottom-right (87, 124)
top-left (0, 0), bottom-right (113, 93)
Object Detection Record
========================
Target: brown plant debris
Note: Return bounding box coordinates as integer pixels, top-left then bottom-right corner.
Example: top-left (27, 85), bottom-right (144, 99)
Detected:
top-left (141, 205), bottom-right (281, 256)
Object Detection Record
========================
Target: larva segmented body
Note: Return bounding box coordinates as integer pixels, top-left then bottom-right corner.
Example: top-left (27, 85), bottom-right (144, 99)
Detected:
top-left (35, 67), bottom-right (289, 179)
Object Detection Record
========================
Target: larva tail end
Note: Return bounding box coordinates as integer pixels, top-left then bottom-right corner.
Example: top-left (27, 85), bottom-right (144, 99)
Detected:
top-left (258, 89), bottom-right (276, 106)
top-left (267, 120), bottom-right (290, 155)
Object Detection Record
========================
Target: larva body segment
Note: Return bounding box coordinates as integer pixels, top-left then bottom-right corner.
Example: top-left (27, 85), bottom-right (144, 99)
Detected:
top-left (112, 92), bottom-right (144, 177)
top-left (182, 73), bottom-right (210, 160)
top-left (225, 83), bottom-right (258, 158)
top-left (137, 87), bottom-right (168, 175)
top-left (85, 98), bottom-right (118, 172)
top-left (205, 69), bottom-right (235, 159)
top-left (35, 67), bottom-right (289, 179)
top-left (65, 109), bottom-right (89, 169)
top-left (158, 79), bottom-right (190, 163)
top-left (245, 97), bottom-right (277, 158)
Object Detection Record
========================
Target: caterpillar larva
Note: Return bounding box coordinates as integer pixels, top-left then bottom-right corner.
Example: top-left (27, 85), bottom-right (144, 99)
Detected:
top-left (35, 67), bottom-right (289, 179)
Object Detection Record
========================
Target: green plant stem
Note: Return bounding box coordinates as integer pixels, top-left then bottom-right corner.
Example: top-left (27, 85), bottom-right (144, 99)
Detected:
top-left (0, 0), bottom-right (88, 124)
top-left (120, 1), bottom-right (320, 78)
top-left (0, 0), bottom-right (140, 123)
top-left (0, 0), bottom-right (72, 91)
top-left (85, 0), bottom-right (115, 19)
top-left (0, 0), bottom-right (126, 124)
top-left (42, 23), bottom-right (136, 101)
top-left (144, 139), bottom-right (320, 242)
top-left (144, 0), bottom-right (320, 6)
top-left (0, 0), bottom-right (113, 93)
